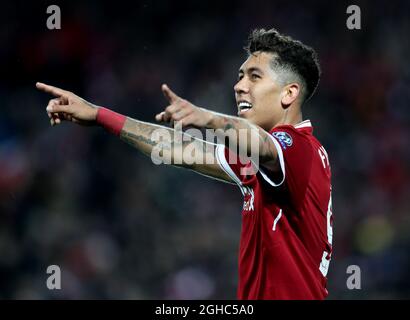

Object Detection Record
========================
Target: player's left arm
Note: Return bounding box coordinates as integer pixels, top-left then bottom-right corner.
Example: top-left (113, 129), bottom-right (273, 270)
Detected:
top-left (156, 84), bottom-right (279, 172)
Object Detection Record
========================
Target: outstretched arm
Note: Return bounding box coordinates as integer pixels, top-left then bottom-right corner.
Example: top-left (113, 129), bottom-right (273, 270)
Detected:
top-left (157, 84), bottom-right (280, 172)
top-left (36, 82), bottom-right (232, 183)
top-left (119, 117), bottom-right (232, 182)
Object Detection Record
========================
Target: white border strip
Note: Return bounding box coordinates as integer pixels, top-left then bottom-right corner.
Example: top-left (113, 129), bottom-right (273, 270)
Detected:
top-left (194, 170), bottom-right (236, 185)
top-left (272, 209), bottom-right (282, 231)
top-left (215, 144), bottom-right (246, 195)
top-left (258, 135), bottom-right (286, 187)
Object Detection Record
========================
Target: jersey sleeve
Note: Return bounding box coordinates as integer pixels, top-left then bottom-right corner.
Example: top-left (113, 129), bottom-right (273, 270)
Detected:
top-left (259, 126), bottom-right (314, 208)
top-left (215, 144), bottom-right (253, 188)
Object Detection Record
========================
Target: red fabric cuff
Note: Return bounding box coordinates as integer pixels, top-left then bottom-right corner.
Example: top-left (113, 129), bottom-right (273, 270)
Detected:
top-left (96, 107), bottom-right (126, 136)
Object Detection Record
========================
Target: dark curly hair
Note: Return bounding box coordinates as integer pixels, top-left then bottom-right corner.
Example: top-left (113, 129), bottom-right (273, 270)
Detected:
top-left (245, 28), bottom-right (321, 102)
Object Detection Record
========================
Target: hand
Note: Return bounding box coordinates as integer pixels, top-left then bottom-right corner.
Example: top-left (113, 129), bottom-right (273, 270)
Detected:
top-left (155, 84), bottom-right (212, 128)
top-left (36, 82), bottom-right (99, 126)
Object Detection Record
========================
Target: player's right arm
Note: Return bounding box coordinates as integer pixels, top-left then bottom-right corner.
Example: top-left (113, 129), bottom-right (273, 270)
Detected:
top-left (36, 82), bottom-right (233, 183)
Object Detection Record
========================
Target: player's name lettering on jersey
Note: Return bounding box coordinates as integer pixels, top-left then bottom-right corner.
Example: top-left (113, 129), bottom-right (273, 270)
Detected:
top-left (318, 146), bottom-right (330, 169)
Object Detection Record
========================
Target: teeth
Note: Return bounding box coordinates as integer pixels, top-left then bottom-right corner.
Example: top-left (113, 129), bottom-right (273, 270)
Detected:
top-left (238, 101), bottom-right (252, 110)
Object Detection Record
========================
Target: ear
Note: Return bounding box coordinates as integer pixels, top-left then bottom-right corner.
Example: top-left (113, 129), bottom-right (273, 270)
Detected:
top-left (281, 83), bottom-right (300, 108)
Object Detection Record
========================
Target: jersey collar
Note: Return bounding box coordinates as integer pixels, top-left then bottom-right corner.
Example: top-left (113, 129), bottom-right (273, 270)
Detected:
top-left (294, 119), bottom-right (313, 133)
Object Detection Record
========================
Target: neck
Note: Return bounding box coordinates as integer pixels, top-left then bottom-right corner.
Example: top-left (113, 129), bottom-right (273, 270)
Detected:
top-left (275, 107), bottom-right (303, 128)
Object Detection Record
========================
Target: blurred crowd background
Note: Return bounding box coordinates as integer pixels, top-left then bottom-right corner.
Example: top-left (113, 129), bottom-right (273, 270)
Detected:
top-left (1, 0), bottom-right (409, 299)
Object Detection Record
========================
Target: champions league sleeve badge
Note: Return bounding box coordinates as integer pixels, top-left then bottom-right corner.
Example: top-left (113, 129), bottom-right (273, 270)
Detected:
top-left (272, 131), bottom-right (293, 150)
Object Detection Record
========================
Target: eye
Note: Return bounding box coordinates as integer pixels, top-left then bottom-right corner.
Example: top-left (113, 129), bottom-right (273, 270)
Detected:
top-left (251, 73), bottom-right (261, 80)
top-left (238, 74), bottom-right (244, 81)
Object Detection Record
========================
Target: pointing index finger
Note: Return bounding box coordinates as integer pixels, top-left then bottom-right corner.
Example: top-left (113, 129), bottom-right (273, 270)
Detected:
top-left (161, 84), bottom-right (180, 103)
top-left (36, 82), bottom-right (68, 98)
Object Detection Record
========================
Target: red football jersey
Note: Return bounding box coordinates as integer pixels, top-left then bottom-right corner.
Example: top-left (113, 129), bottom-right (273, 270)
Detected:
top-left (215, 120), bottom-right (333, 300)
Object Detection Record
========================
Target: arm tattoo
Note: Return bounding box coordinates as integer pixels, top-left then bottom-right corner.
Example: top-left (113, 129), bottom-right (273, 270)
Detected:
top-left (222, 117), bottom-right (241, 131)
top-left (119, 118), bottom-right (215, 167)
top-left (213, 113), bottom-right (277, 164)
top-left (114, 116), bottom-right (237, 183)
top-left (121, 131), bottom-right (157, 148)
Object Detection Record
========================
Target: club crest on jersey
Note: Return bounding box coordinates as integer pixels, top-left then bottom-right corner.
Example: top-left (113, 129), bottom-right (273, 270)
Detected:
top-left (272, 131), bottom-right (293, 149)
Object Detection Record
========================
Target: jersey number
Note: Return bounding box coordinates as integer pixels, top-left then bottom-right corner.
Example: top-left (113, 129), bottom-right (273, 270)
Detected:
top-left (319, 192), bottom-right (333, 277)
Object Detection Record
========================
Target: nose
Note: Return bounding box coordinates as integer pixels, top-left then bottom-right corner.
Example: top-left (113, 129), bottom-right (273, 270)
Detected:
top-left (234, 78), bottom-right (249, 95)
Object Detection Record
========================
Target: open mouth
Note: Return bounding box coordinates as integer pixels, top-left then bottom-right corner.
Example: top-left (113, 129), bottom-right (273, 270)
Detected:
top-left (238, 101), bottom-right (253, 114)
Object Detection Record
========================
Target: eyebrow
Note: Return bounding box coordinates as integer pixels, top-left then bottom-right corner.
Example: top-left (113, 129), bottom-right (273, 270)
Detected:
top-left (238, 67), bottom-right (264, 75)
